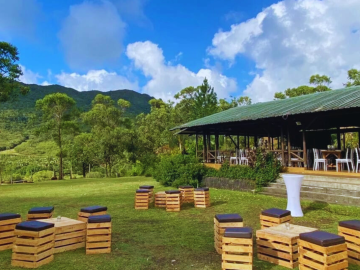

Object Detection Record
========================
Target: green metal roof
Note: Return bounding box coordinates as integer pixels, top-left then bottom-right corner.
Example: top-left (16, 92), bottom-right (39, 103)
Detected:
top-left (172, 86), bottom-right (360, 130)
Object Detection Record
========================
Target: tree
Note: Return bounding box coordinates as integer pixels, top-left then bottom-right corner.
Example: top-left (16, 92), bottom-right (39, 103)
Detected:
top-left (345, 69), bottom-right (360, 87)
top-left (0, 42), bottom-right (29, 102)
top-left (36, 93), bottom-right (77, 179)
top-left (218, 96), bottom-right (252, 111)
top-left (193, 78), bottom-right (218, 118)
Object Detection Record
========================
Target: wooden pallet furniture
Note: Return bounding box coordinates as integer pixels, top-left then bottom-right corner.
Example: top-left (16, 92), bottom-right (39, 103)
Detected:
top-left (77, 205), bottom-right (107, 222)
top-left (0, 213), bottom-right (22, 251)
top-left (214, 214), bottom-right (243, 254)
top-left (41, 217), bottom-right (86, 253)
top-left (178, 185), bottom-right (194, 204)
top-left (256, 224), bottom-right (317, 269)
top-left (260, 208), bottom-right (292, 229)
top-left (194, 187), bottom-right (210, 208)
top-left (155, 191), bottom-right (166, 208)
top-left (27, 207), bottom-right (54, 221)
top-left (12, 221), bottom-right (55, 268)
top-left (338, 220), bottom-right (360, 265)
top-left (135, 189), bottom-right (151, 210)
top-left (165, 190), bottom-right (181, 212)
top-left (222, 227), bottom-right (253, 270)
top-left (299, 231), bottom-right (348, 270)
top-left (86, 215), bottom-right (111, 254)
top-left (139, 185), bottom-right (154, 203)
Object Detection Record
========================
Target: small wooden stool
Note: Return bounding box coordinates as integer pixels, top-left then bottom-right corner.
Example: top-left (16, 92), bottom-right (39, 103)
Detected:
top-left (78, 206), bottom-right (108, 223)
top-left (12, 221), bottom-right (55, 268)
top-left (214, 214), bottom-right (243, 254)
top-left (179, 185), bottom-right (194, 204)
top-left (86, 215), bottom-right (111, 254)
top-left (299, 231), bottom-right (348, 270)
top-left (139, 185), bottom-right (154, 203)
top-left (260, 208), bottom-right (291, 229)
top-left (222, 227), bottom-right (253, 270)
top-left (165, 190), bottom-right (181, 212)
top-left (194, 187), bottom-right (210, 208)
top-left (135, 189), bottom-right (150, 210)
top-left (155, 191), bottom-right (166, 208)
top-left (27, 207), bottom-right (54, 221)
top-left (338, 220), bottom-right (360, 265)
top-left (0, 213), bottom-right (22, 251)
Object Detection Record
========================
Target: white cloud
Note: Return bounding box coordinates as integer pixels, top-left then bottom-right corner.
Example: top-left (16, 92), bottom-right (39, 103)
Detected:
top-left (113, 0), bottom-right (151, 27)
top-left (58, 0), bottom-right (126, 70)
top-left (126, 41), bottom-right (237, 101)
top-left (19, 65), bottom-right (42, 84)
top-left (55, 70), bottom-right (139, 92)
top-left (208, 0), bottom-right (360, 102)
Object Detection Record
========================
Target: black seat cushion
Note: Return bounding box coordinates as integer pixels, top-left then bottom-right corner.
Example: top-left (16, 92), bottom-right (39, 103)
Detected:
top-left (262, 208), bottom-right (291, 218)
top-left (136, 189), bottom-right (150, 193)
top-left (139, 185), bottom-right (154, 189)
top-left (16, 221), bottom-right (54, 232)
top-left (215, 214), bottom-right (243, 223)
top-left (0, 213), bottom-right (21, 221)
top-left (195, 187), bottom-right (209, 191)
top-left (339, 220), bottom-right (360, 231)
top-left (179, 185), bottom-right (193, 189)
top-left (80, 205), bottom-right (107, 213)
top-left (165, 190), bottom-right (181, 194)
top-left (28, 207), bottom-right (54, 214)
top-left (299, 231), bottom-right (345, 247)
top-left (224, 227), bottom-right (252, 239)
top-left (88, 214), bottom-right (111, 223)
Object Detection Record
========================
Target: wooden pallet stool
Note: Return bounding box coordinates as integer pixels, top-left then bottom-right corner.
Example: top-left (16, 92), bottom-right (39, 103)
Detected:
top-left (155, 191), bottom-right (167, 208)
top-left (165, 190), bottom-right (181, 212)
top-left (0, 213), bottom-right (22, 251)
top-left (135, 189), bottom-right (150, 210)
top-left (214, 214), bottom-right (243, 254)
top-left (260, 208), bottom-right (292, 229)
top-left (27, 207), bottom-right (54, 221)
top-left (41, 217), bottom-right (86, 253)
top-left (139, 185), bottom-right (154, 203)
top-left (86, 215), bottom-right (111, 254)
top-left (78, 205), bottom-right (107, 223)
top-left (299, 231), bottom-right (348, 270)
top-left (222, 227), bottom-right (253, 270)
top-left (178, 185), bottom-right (194, 204)
top-left (194, 187), bottom-right (210, 208)
top-left (338, 220), bottom-right (360, 266)
top-left (12, 221), bottom-right (55, 268)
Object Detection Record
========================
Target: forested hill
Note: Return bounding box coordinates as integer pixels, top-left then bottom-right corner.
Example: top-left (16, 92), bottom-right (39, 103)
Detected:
top-left (1, 83), bottom-right (153, 116)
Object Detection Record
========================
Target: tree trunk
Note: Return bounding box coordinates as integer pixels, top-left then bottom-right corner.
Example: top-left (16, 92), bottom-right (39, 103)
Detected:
top-left (105, 163), bottom-right (108, 177)
top-left (89, 164), bottom-right (91, 173)
top-left (82, 163), bottom-right (86, 177)
top-left (70, 164), bottom-right (73, 179)
top-left (58, 126), bottom-right (63, 180)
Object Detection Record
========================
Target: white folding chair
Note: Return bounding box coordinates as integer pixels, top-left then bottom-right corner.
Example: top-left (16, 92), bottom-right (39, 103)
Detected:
top-left (240, 149), bottom-right (249, 165)
top-left (355, 148), bottom-right (360, 173)
top-left (313, 148), bottom-right (327, 171)
top-left (336, 148), bottom-right (354, 172)
top-left (230, 149), bottom-right (238, 165)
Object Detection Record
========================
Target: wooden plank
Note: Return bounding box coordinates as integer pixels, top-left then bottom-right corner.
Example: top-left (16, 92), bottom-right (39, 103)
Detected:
top-left (86, 247), bottom-right (111, 254)
top-left (86, 241), bottom-right (111, 249)
top-left (258, 253), bottom-right (296, 269)
top-left (87, 234), bottom-right (111, 242)
top-left (55, 236), bottom-right (85, 247)
top-left (221, 262), bottom-right (252, 270)
top-left (0, 243), bottom-right (13, 251)
top-left (0, 224), bottom-right (17, 232)
top-left (55, 242), bottom-right (85, 253)
top-left (0, 218), bottom-right (22, 226)
top-left (87, 229), bottom-right (111, 235)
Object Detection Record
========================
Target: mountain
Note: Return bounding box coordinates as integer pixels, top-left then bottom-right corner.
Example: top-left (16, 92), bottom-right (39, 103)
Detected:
top-left (1, 83), bottom-right (153, 116)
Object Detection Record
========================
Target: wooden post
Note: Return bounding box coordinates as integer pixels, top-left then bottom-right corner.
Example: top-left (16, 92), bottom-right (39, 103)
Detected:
top-left (215, 134), bottom-right (219, 163)
top-left (244, 136), bottom-right (247, 148)
top-left (287, 127), bottom-right (291, 167)
top-left (203, 134), bottom-right (207, 163)
top-left (195, 134), bottom-right (198, 160)
top-left (237, 135), bottom-right (239, 150)
top-left (303, 130), bottom-right (307, 169)
top-left (207, 134), bottom-right (211, 162)
top-left (343, 133), bottom-right (346, 150)
top-left (278, 137), bottom-right (280, 149)
top-left (271, 137), bottom-right (274, 150)
top-left (337, 127), bottom-right (341, 150)
top-left (268, 136), bottom-right (271, 150)
top-left (247, 135), bottom-right (250, 148)
top-left (255, 136), bottom-right (258, 147)
top-left (281, 128), bottom-right (285, 166)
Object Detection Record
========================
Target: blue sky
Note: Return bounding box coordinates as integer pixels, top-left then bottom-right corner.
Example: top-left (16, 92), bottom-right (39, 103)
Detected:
top-left (1, 0), bottom-right (360, 102)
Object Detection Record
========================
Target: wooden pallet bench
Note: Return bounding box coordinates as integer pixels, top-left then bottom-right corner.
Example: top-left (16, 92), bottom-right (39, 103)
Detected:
top-left (260, 208), bottom-right (291, 229)
top-left (12, 221), bottom-right (55, 268)
top-left (178, 185), bottom-right (194, 204)
top-left (139, 185), bottom-right (154, 203)
top-left (27, 207), bottom-right (54, 221)
top-left (214, 214), bottom-right (243, 254)
top-left (165, 190), bottom-right (181, 212)
top-left (77, 205), bottom-right (107, 223)
top-left (155, 191), bottom-right (166, 208)
top-left (338, 220), bottom-right (360, 266)
top-left (86, 215), bottom-right (111, 254)
top-left (135, 189), bottom-right (150, 210)
top-left (194, 187), bottom-right (210, 208)
top-left (41, 217), bottom-right (86, 253)
top-left (257, 224), bottom-right (317, 269)
top-left (0, 213), bottom-right (22, 251)
top-left (222, 227), bottom-right (253, 270)
top-left (299, 231), bottom-right (348, 270)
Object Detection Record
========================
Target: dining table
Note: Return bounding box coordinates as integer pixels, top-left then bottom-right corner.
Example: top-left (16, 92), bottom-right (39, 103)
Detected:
top-left (320, 149), bottom-right (342, 170)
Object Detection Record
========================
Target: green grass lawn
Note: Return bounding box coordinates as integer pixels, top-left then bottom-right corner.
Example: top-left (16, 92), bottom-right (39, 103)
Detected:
top-left (1, 177), bottom-right (359, 270)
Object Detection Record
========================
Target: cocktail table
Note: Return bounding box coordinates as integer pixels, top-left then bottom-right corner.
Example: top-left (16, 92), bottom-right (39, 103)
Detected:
top-left (41, 217), bottom-right (86, 253)
top-left (256, 224), bottom-right (317, 269)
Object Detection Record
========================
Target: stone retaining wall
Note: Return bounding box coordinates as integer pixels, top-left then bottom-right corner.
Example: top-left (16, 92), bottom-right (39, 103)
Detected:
top-left (203, 177), bottom-right (256, 191)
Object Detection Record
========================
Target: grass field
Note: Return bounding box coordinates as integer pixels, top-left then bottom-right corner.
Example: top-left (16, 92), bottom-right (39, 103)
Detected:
top-left (1, 177), bottom-right (359, 270)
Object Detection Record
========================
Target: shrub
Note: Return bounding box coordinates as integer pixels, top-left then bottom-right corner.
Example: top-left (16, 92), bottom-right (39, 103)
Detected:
top-left (86, 172), bottom-right (104, 178)
top-left (32, 171), bottom-right (53, 182)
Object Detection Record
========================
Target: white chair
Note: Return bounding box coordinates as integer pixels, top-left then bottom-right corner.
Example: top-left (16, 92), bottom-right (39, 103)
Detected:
top-left (230, 149), bottom-right (239, 165)
top-left (336, 148), bottom-right (354, 172)
top-left (313, 148), bottom-right (327, 171)
top-left (239, 149), bottom-right (249, 165)
top-left (355, 148), bottom-right (360, 173)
